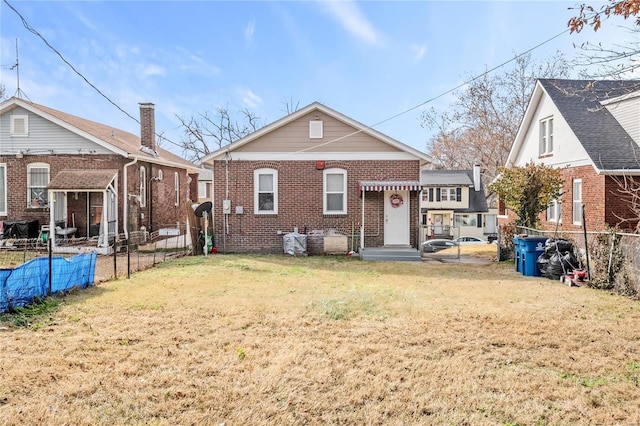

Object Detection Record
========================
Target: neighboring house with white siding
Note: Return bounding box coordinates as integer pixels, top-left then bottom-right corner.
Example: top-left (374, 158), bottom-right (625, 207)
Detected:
top-left (420, 165), bottom-right (494, 241)
top-left (502, 79), bottom-right (640, 232)
top-left (0, 97), bottom-right (199, 252)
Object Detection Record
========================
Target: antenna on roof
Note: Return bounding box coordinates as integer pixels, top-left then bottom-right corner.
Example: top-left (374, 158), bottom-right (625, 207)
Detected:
top-left (10, 39), bottom-right (30, 101)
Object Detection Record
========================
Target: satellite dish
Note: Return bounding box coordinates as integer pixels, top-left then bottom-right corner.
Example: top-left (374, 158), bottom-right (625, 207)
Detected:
top-left (194, 201), bottom-right (212, 217)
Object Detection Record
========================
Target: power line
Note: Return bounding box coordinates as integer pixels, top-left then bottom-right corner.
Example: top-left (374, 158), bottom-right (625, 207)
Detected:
top-left (2, 0), bottom-right (189, 153)
top-left (2, 0), bottom-right (608, 160)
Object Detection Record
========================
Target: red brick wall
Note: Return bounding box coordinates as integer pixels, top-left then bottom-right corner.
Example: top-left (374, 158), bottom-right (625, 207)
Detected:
top-left (498, 165), bottom-right (639, 233)
top-left (1, 154), bottom-right (193, 237)
top-left (605, 175), bottom-right (640, 232)
top-left (211, 159), bottom-right (421, 253)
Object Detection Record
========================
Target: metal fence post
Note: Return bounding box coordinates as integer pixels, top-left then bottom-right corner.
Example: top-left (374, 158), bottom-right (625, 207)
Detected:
top-left (113, 238), bottom-right (117, 280)
top-left (48, 236), bottom-right (52, 296)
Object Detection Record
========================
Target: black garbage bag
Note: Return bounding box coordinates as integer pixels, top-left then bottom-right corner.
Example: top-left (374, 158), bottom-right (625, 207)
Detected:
top-left (545, 238), bottom-right (573, 254)
top-left (537, 253), bottom-right (551, 277)
top-left (538, 250), bottom-right (580, 280)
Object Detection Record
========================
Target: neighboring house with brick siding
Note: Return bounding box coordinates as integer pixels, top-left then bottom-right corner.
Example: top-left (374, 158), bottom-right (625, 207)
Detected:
top-left (200, 102), bottom-right (434, 255)
top-left (0, 97), bottom-right (199, 253)
top-left (502, 79), bottom-right (640, 232)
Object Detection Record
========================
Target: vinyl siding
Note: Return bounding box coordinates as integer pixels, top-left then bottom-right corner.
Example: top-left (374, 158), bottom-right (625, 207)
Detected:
top-left (605, 98), bottom-right (640, 144)
top-left (0, 106), bottom-right (113, 155)
top-left (234, 111), bottom-right (398, 153)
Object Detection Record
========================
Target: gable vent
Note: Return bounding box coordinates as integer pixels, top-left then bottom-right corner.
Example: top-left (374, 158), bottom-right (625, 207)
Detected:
top-left (309, 120), bottom-right (323, 139)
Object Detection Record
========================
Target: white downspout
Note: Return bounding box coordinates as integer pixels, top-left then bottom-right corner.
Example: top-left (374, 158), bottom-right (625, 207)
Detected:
top-left (123, 157), bottom-right (138, 240)
top-left (360, 189), bottom-right (365, 251)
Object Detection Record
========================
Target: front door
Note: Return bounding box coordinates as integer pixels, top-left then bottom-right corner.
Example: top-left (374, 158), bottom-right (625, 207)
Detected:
top-left (384, 190), bottom-right (410, 245)
top-left (433, 214), bottom-right (443, 235)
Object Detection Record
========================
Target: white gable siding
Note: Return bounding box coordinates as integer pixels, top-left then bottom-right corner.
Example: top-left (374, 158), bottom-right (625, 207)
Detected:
top-left (605, 97), bottom-right (640, 144)
top-left (513, 93), bottom-right (591, 169)
top-left (0, 106), bottom-right (113, 155)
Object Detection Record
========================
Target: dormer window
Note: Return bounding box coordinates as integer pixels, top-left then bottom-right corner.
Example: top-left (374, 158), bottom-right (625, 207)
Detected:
top-left (539, 117), bottom-right (553, 156)
top-left (309, 120), bottom-right (323, 139)
top-left (11, 115), bottom-right (29, 136)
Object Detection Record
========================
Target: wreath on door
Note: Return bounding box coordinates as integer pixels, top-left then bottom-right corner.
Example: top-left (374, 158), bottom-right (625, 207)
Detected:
top-left (390, 193), bottom-right (404, 208)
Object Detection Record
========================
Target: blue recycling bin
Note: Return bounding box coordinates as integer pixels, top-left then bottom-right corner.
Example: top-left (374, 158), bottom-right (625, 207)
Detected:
top-left (513, 236), bottom-right (523, 273)
top-left (521, 236), bottom-right (548, 277)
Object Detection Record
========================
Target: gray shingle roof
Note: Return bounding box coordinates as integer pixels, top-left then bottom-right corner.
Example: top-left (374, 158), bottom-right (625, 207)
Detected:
top-left (421, 170), bottom-right (473, 186)
top-left (539, 79), bottom-right (640, 171)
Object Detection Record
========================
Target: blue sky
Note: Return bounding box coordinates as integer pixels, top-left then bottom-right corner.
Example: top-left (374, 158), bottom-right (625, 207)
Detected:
top-left (0, 1), bottom-right (632, 159)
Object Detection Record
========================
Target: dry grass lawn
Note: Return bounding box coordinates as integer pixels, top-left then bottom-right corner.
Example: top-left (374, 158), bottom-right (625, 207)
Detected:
top-left (1, 254), bottom-right (639, 425)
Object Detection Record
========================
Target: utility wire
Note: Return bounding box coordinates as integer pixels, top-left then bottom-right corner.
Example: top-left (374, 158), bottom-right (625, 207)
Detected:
top-left (2, 0), bottom-right (614, 159)
top-left (3, 0), bottom-right (142, 125)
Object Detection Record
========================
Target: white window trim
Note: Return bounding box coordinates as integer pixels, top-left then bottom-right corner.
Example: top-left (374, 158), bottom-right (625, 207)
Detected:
top-left (573, 179), bottom-right (582, 225)
top-left (323, 168), bottom-right (347, 215)
top-left (10, 114), bottom-right (29, 136)
top-left (27, 162), bottom-right (50, 208)
top-left (140, 166), bottom-right (147, 207)
top-left (254, 168), bottom-right (278, 214)
top-left (174, 172), bottom-right (180, 206)
top-left (539, 116), bottom-right (554, 156)
top-left (547, 198), bottom-right (562, 222)
top-left (0, 163), bottom-right (6, 216)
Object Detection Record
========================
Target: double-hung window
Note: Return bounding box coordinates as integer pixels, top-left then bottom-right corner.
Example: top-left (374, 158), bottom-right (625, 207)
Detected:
top-left (439, 188), bottom-right (461, 202)
top-left (140, 166), bottom-right (147, 207)
top-left (254, 168), bottom-right (278, 214)
top-left (174, 172), bottom-right (180, 206)
top-left (539, 117), bottom-right (554, 156)
top-left (324, 168), bottom-right (347, 214)
top-left (547, 198), bottom-right (562, 222)
top-left (27, 163), bottom-right (50, 208)
top-left (572, 179), bottom-right (582, 225)
top-left (0, 163), bottom-right (6, 216)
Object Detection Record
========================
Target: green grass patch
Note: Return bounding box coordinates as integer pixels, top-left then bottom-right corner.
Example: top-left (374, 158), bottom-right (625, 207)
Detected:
top-left (0, 296), bottom-right (61, 328)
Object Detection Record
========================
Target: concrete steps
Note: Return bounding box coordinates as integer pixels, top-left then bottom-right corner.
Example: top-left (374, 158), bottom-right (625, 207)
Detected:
top-left (359, 246), bottom-right (422, 262)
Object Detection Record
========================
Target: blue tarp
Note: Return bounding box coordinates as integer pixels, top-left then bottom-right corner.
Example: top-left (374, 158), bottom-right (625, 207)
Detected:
top-left (0, 252), bottom-right (96, 313)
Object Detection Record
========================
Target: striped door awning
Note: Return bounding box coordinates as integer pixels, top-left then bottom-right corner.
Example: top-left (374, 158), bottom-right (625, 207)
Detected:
top-left (359, 180), bottom-right (421, 191)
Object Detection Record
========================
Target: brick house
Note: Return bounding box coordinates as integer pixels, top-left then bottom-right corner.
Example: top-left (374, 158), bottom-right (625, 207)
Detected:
top-left (199, 102), bottom-right (434, 258)
top-left (502, 79), bottom-right (640, 232)
top-left (0, 97), bottom-right (199, 253)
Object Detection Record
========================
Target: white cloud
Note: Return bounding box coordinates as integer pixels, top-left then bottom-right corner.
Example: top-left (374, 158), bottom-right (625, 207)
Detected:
top-left (320, 1), bottom-right (380, 46)
top-left (245, 20), bottom-right (255, 43)
top-left (412, 43), bottom-right (427, 62)
top-left (141, 64), bottom-right (166, 77)
top-left (239, 89), bottom-right (262, 108)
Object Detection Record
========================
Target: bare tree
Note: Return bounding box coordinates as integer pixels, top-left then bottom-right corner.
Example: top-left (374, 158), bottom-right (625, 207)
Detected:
top-left (175, 106), bottom-right (264, 164)
top-left (421, 52), bottom-right (569, 188)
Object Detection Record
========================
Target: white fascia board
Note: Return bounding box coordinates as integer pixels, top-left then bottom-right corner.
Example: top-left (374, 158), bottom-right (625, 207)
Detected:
top-left (206, 151), bottom-right (421, 162)
top-left (505, 82), bottom-right (544, 167)
top-left (597, 168), bottom-right (640, 176)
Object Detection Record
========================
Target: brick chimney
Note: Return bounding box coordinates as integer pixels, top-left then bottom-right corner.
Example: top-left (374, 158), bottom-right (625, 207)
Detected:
top-left (139, 102), bottom-right (156, 152)
top-left (473, 163), bottom-right (481, 192)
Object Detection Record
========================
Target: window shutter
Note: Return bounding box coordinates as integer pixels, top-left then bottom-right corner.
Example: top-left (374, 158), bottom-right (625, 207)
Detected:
top-left (456, 188), bottom-right (462, 202)
top-left (436, 188), bottom-right (441, 202)
top-left (428, 188), bottom-right (433, 202)
top-left (477, 214), bottom-right (482, 228)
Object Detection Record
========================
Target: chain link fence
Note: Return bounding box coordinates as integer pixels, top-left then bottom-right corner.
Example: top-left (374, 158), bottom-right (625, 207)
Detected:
top-left (497, 225), bottom-right (639, 297)
top-left (0, 223), bottom-right (196, 287)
